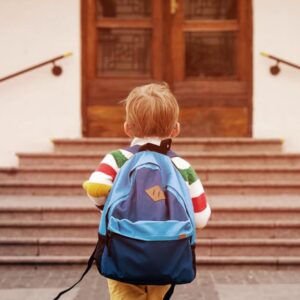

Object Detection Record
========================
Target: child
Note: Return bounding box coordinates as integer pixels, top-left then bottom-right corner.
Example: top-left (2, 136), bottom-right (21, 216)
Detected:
top-left (83, 83), bottom-right (211, 300)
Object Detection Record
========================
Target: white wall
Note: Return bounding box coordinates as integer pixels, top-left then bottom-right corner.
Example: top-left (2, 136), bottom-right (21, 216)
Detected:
top-left (1, 0), bottom-right (300, 167)
top-left (0, 0), bottom-right (81, 166)
top-left (253, 0), bottom-right (300, 152)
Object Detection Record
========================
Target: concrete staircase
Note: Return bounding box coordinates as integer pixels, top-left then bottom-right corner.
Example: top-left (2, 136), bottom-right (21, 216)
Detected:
top-left (0, 137), bottom-right (300, 266)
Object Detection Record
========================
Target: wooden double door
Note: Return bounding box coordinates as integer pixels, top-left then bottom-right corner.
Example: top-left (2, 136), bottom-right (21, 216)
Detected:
top-left (82, 0), bottom-right (252, 137)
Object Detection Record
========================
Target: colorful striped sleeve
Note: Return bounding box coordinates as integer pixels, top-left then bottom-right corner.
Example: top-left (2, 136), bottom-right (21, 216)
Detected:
top-left (84, 149), bottom-right (133, 208)
top-left (171, 156), bottom-right (211, 229)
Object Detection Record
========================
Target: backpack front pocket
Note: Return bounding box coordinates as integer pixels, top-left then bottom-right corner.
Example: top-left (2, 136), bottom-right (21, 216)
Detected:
top-left (100, 230), bottom-right (196, 285)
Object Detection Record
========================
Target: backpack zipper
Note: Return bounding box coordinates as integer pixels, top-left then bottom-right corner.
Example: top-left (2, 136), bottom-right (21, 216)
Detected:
top-left (106, 230), bottom-right (112, 256)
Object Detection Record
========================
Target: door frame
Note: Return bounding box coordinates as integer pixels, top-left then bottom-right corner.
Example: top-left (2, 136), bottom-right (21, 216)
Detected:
top-left (81, 0), bottom-right (253, 137)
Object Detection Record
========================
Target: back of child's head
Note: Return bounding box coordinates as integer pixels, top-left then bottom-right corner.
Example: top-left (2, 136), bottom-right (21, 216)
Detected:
top-left (124, 83), bottom-right (179, 138)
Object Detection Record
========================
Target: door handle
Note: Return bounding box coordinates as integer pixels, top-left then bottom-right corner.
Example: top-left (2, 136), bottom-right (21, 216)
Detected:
top-left (170, 0), bottom-right (178, 14)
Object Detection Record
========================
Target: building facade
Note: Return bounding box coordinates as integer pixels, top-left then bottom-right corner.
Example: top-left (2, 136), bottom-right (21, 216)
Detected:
top-left (1, 0), bottom-right (300, 166)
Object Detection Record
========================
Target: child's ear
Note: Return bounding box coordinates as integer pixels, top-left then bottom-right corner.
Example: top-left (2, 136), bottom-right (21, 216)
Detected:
top-left (124, 122), bottom-right (134, 138)
top-left (171, 122), bottom-right (180, 138)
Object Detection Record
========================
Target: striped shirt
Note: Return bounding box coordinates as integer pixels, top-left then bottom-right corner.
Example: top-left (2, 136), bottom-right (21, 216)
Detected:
top-left (86, 137), bottom-right (211, 229)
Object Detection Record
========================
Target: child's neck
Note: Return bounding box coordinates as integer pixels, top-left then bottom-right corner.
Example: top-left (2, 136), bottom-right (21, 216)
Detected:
top-left (131, 137), bottom-right (170, 146)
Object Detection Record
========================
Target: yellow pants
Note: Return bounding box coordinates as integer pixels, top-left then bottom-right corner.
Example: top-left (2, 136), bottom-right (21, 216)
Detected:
top-left (107, 279), bottom-right (171, 300)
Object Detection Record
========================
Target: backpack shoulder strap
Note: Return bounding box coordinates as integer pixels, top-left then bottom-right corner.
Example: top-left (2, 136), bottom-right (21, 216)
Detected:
top-left (163, 284), bottom-right (176, 300)
top-left (125, 139), bottom-right (178, 158)
top-left (52, 244), bottom-right (97, 300)
top-left (138, 138), bottom-right (171, 154)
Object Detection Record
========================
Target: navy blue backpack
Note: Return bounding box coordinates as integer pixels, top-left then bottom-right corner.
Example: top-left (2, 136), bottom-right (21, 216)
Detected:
top-left (54, 140), bottom-right (197, 300)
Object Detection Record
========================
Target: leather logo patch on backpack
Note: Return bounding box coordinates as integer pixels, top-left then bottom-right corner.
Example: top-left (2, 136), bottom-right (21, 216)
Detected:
top-left (145, 185), bottom-right (165, 202)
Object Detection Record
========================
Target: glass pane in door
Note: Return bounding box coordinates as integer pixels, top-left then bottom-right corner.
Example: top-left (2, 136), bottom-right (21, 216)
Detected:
top-left (185, 32), bottom-right (236, 77)
top-left (97, 0), bottom-right (151, 18)
top-left (97, 28), bottom-right (152, 75)
top-left (185, 0), bottom-right (237, 20)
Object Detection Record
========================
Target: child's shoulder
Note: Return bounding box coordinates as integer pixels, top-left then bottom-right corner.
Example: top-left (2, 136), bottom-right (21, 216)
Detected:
top-left (170, 155), bottom-right (192, 170)
top-left (102, 148), bottom-right (135, 169)
top-left (170, 155), bottom-right (198, 185)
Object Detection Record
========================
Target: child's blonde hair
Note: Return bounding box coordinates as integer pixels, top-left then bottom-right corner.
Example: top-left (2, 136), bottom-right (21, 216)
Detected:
top-left (124, 83), bottom-right (179, 138)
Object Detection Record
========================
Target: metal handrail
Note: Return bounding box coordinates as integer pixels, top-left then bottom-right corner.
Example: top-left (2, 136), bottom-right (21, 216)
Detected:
top-left (0, 52), bottom-right (73, 83)
top-left (260, 52), bottom-right (300, 75)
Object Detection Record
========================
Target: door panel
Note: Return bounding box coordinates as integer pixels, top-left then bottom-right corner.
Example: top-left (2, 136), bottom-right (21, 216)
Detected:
top-left (82, 0), bottom-right (164, 136)
top-left (82, 0), bottom-right (252, 137)
top-left (180, 107), bottom-right (248, 136)
top-left (170, 0), bottom-right (252, 136)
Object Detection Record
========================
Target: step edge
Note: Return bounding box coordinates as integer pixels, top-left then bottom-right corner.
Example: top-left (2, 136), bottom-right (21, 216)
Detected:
top-left (17, 152), bottom-right (300, 158)
top-left (1, 237), bottom-right (300, 246)
top-left (52, 137), bottom-right (283, 145)
top-left (1, 206), bottom-right (300, 212)
top-left (2, 181), bottom-right (300, 188)
top-left (0, 256), bottom-right (299, 265)
top-left (3, 166), bottom-right (300, 172)
top-left (0, 220), bottom-right (300, 227)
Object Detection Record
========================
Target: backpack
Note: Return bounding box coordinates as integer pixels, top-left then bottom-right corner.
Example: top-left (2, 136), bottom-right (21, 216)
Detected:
top-left (54, 139), bottom-right (196, 300)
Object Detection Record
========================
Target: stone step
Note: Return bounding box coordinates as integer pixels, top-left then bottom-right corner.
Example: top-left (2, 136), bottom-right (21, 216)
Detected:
top-left (203, 221), bottom-right (300, 238)
top-left (17, 152), bottom-right (300, 168)
top-left (201, 167), bottom-right (300, 182)
top-left (0, 255), bottom-right (299, 266)
top-left (0, 220), bottom-right (299, 239)
top-left (0, 167), bottom-right (91, 182)
top-left (1, 206), bottom-right (300, 222)
top-left (199, 239), bottom-right (300, 257)
top-left (2, 166), bottom-right (300, 182)
top-left (1, 180), bottom-right (300, 195)
top-left (211, 207), bottom-right (300, 221)
top-left (52, 138), bottom-right (283, 153)
top-left (0, 206), bottom-right (100, 221)
top-left (1, 238), bottom-right (299, 257)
